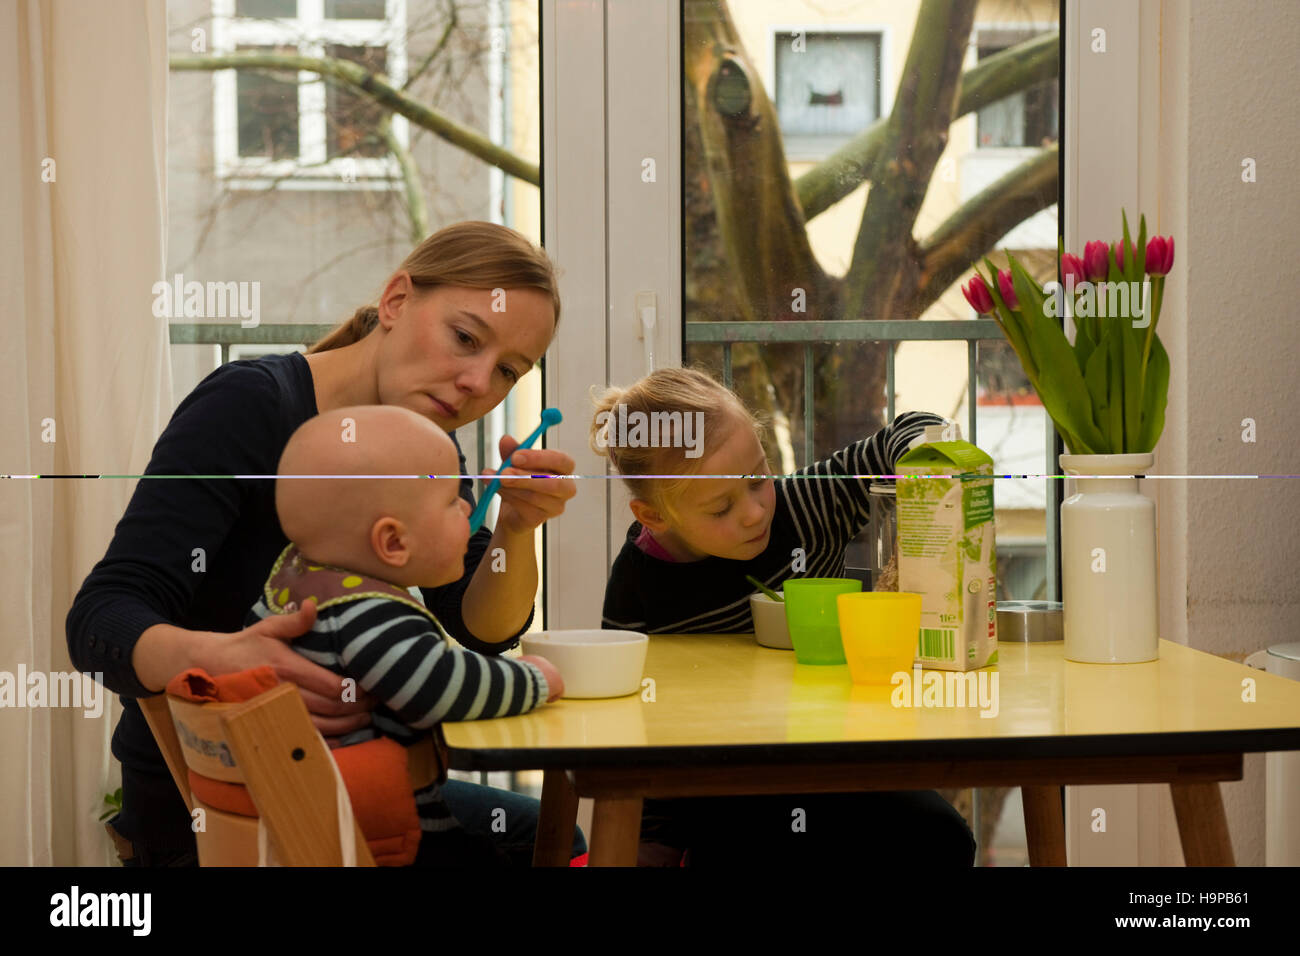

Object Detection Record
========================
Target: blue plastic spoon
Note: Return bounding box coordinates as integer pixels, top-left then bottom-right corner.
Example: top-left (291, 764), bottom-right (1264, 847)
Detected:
top-left (468, 407), bottom-right (564, 534)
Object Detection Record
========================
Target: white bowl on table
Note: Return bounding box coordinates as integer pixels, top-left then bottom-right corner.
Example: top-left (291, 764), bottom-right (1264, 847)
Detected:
top-left (519, 629), bottom-right (649, 699)
top-left (749, 592), bottom-right (792, 649)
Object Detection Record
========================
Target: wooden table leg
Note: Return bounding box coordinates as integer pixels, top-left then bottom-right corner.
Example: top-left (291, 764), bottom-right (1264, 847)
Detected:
top-left (588, 796), bottom-right (643, 867)
top-left (532, 769), bottom-right (580, 867)
top-left (1022, 785), bottom-right (1067, 867)
top-left (1170, 782), bottom-right (1235, 866)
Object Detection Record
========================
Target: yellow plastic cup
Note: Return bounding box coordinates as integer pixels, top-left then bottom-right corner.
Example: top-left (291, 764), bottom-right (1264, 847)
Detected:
top-left (837, 592), bottom-right (922, 685)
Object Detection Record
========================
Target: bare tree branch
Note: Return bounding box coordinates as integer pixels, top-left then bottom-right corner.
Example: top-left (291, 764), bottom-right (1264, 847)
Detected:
top-left (402, 0), bottom-right (459, 91)
top-left (380, 113), bottom-right (430, 243)
top-left (913, 144), bottom-right (1058, 314)
top-left (170, 52), bottom-right (539, 185)
top-left (844, 0), bottom-right (977, 322)
top-left (794, 31), bottom-right (1058, 221)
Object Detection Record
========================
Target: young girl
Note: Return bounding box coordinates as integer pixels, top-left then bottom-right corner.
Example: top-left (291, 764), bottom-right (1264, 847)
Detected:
top-left (590, 366), bottom-right (977, 867)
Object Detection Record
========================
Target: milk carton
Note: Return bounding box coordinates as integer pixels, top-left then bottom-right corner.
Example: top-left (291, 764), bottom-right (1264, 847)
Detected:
top-left (896, 425), bottom-right (998, 671)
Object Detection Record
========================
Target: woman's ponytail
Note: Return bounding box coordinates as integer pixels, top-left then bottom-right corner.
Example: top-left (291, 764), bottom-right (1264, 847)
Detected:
top-left (307, 305), bottom-right (380, 354)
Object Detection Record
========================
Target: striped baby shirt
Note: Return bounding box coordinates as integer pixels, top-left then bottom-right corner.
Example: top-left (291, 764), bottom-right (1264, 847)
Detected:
top-left (245, 581), bottom-right (548, 839)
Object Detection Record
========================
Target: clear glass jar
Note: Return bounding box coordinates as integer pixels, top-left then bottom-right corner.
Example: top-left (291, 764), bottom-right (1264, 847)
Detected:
top-left (868, 481), bottom-right (898, 591)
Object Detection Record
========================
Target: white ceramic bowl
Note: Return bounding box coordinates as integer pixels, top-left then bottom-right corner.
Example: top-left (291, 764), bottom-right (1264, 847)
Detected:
top-left (519, 629), bottom-right (649, 699)
top-left (749, 593), bottom-right (793, 649)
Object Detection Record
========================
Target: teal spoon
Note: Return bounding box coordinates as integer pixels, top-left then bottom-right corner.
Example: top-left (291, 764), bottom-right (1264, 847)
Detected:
top-left (468, 407), bottom-right (563, 534)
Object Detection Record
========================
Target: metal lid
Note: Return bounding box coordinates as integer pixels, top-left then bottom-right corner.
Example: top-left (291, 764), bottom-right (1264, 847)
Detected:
top-left (996, 600), bottom-right (1063, 642)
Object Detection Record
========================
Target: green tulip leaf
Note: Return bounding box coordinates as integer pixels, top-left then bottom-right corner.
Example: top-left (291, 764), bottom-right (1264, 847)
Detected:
top-left (1009, 257), bottom-right (1107, 453)
top-left (1134, 213), bottom-right (1147, 286)
top-left (1121, 209), bottom-right (1136, 284)
top-left (1083, 334), bottom-right (1110, 447)
top-left (1073, 317), bottom-right (1096, 374)
top-left (1139, 334), bottom-right (1170, 452)
top-left (982, 259), bottom-right (1037, 381)
top-left (1122, 318), bottom-right (1143, 453)
top-left (1106, 329), bottom-right (1124, 452)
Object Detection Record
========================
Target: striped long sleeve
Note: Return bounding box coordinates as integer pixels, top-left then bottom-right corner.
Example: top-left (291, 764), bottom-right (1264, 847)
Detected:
top-left (781, 410), bottom-right (945, 558)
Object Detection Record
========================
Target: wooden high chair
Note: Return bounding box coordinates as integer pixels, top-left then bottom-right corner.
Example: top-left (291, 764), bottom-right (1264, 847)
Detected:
top-left (139, 683), bottom-right (375, 866)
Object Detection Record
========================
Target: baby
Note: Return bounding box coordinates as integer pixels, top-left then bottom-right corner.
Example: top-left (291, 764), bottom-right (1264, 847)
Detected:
top-left (245, 404), bottom-right (562, 865)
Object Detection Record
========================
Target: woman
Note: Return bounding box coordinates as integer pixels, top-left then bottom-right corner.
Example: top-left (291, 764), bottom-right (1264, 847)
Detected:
top-left (66, 221), bottom-right (579, 866)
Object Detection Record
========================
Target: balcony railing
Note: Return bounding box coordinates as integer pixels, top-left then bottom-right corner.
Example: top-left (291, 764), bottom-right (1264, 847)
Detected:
top-left (686, 318), bottom-right (1004, 464)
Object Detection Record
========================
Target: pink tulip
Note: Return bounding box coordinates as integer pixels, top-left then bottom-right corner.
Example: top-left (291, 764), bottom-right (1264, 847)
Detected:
top-left (1083, 240), bottom-right (1109, 281)
top-left (1145, 235), bottom-right (1174, 276)
top-left (996, 269), bottom-right (1019, 310)
top-left (1061, 253), bottom-right (1086, 288)
top-left (962, 275), bottom-right (995, 314)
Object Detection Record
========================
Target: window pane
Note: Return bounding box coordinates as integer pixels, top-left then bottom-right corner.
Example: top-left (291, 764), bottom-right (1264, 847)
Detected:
top-left (325, 45), bottom-right (389, 158)
top-left (774, 32), bottom-right (881, 138)
top-left (682, 0), bottom-right (1061, 868)
top-left (976, 33), bottom-right (1059, 148)
top-left (325, 0), bottom-right (386, 18)
top-left (236, 45), bottom-right (299, 159)
top-left (236, 0), bottom-right (296, 17)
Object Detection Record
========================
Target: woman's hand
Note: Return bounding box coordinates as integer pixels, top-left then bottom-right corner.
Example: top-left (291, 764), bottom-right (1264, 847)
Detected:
top-left (484, 435), bottom-right (577, 536)
top-left (198, 599), bottom-right (374, 740)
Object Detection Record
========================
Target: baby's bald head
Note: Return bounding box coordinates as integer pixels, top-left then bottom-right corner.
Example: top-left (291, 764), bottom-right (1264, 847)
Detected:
top-left (276, 405), bottom-right (463, 580)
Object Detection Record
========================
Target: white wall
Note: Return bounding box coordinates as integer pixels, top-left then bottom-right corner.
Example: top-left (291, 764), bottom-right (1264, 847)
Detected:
top-left (1145, 0), bottom-right (1300, 866)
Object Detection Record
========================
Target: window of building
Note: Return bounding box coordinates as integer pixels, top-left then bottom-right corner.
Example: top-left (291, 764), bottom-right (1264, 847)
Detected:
top-left (975, 27), bottom-right (1059, 149)
top-left (214, 0), bottom-right (407, 187)
top-left (773, 30), bottom-right (883, 159)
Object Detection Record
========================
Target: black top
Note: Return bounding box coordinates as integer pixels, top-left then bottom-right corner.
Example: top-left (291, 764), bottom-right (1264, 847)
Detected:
top-left (65, 351), bottom-right (530, 849)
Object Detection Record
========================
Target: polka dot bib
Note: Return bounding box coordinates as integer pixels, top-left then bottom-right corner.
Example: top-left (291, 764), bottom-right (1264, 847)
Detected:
top-left (263, 542), bottom-right (443, 628)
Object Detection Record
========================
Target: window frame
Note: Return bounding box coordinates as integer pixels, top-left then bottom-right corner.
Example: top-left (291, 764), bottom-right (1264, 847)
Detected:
top-left (211, 0), bottom-right (409, 190)
top-left (549, 0), bottom-right (1160, 867)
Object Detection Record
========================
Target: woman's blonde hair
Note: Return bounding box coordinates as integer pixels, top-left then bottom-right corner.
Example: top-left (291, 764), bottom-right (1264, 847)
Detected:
top-left (308, 221), bottom-right (561, 353)
top-left (589, 367), bottom-right (766, 519)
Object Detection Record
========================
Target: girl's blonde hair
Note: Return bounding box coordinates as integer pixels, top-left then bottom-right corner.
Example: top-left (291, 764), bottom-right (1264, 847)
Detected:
top-left (589, 367), bottom-right (766, 519)
top-left (308, 221), bottom-right (561, 353)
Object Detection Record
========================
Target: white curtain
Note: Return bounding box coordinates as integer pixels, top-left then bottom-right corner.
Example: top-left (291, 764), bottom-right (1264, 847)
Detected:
top-left (0, 0), bottom-right (170, 865)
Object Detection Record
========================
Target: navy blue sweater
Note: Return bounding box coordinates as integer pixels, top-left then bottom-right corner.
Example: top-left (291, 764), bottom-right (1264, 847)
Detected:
top-left (65, 351), bottom-right (530, 850)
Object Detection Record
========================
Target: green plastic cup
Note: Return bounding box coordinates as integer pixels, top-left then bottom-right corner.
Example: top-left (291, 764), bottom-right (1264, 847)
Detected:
top-left (783, 577), bottom-right (863, 664)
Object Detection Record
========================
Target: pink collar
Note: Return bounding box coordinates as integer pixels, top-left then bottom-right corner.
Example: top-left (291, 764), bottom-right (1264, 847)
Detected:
top-left (634, 525), bottom-right (677, 563)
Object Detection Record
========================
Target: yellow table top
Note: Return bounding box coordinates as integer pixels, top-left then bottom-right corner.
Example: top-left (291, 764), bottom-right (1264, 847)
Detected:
top-left (441, 635), bottom-right (1300, 770)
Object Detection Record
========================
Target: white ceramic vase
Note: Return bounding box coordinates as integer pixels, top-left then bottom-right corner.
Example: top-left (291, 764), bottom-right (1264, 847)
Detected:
top-left (1059, 453), bottom-right (1158, 663)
